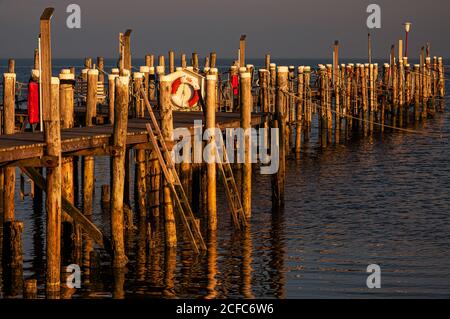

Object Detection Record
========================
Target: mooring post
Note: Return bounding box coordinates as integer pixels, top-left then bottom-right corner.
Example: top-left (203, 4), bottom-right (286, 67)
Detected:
top-left (269, 63), bottom-right (277, 113)
top-left (240, 70), bottom-right (252, 220)
top-left (84, 69), bottom-right (98, 216)
top-left (239, 35), bottom-right (246, 68)
top-left (210, 52), bottom-right (217, 69)
top-left (398, 59), bottom-right (405, 127)
top-left (110, 76), bottom-right (130, 268)
top-left (24, 279), bottom-right (38, 299)
top-left (108, 74), bottom-right (119, 124)
top-left (181, 53), bottom-right (187, 69)
top-left (271, 67), bottom-right (288, 208)
top-left (295, 67), bottom-right (304, 154)
top-left (38, 7), bottom-right (61, 297)
top-left (169, 50), bottom-right (175, 73)
top-left (265, 54), bottom-right (271, 72)
top-left (2, 221), bottom-right (24, 297)
top-left (133, 72), bottom-right (144, 118)
top-left (205, 71), bottom-right (218, 230)
top-left (192, 52), bottom-right (199, 72)
top-left (149, 67), bottom-right (156, 101)
top-left (140, 66), bottom-right (150, 103)
top-left (59, 69), bottom-right (78, 261)
top-left (2, 72), bottom-right (16, 222)
top-left (46, 76), bottom-right (63, 297)
top-left (160, 75), bottom-right (177, 248)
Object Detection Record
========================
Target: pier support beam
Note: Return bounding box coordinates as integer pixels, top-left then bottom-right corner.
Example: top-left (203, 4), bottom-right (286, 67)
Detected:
top-left (110, 76), bottom-right (130, 268)
top-left (160, 76), bottom-right (177, 248)
top-left (206, 71), bottom-right (217, 230)
top-left (240, 70), bottom-right (252, 220)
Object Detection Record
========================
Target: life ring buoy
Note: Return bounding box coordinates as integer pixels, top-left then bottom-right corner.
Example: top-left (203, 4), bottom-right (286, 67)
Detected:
top-left (171, 75), bottom-right (200, 108)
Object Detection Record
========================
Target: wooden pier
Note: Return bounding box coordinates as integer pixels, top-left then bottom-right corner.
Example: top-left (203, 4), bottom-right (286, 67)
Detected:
top-left (0, 7), bottom-right (446, 298)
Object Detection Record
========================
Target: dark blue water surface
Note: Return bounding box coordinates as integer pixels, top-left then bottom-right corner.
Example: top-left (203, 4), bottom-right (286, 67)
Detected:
top-left (0, 59), bottom-right (449, 298)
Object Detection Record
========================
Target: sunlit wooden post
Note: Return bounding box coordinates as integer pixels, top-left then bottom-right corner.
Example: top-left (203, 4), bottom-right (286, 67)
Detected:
top-left (111, 76), bottom-right (130, 268)
top-left (160, 75), bottom-right (177, 248)
top-left (206, 71), bottom-right (218, 230)
top-left (2, 72), bottom-right (16, 222)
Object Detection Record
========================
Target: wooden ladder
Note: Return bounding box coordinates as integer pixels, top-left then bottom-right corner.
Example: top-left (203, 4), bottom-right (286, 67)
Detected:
top-left (216, 126), bottom-right (248, 230)
top-left (140, 89), bottom-right (206, 254)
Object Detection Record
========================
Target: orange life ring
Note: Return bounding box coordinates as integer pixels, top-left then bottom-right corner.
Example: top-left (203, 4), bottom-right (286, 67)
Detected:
top-left (171, 76), bottom-right (200, 108)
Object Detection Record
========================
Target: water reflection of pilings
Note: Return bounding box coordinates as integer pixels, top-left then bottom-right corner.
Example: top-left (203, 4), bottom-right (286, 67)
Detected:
top-left (270, 205), bottom-right (286, 298)
top-left (240, 226), bottom-right (254, 299)
top-left (204, 231), bottom-right (218, 299)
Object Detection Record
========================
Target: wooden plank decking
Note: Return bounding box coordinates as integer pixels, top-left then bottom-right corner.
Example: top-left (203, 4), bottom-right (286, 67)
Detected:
top-left (0, 111), bottom-right (265, 164)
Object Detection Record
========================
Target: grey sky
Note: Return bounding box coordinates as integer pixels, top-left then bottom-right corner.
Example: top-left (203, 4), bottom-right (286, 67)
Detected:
top-left (0, 0), bottom-right (449, 59)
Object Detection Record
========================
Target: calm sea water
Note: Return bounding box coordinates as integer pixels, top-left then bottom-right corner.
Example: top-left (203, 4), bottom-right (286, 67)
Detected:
top-left (0, 59), bottom-right (449, 298)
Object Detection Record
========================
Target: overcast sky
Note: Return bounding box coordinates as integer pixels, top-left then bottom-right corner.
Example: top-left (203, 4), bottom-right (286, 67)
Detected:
top-left (0, 0), bottom-right (449, 59)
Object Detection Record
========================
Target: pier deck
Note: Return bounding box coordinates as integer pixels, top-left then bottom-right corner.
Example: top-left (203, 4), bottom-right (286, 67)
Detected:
top-left (0, 111), bottom-right (265, 164)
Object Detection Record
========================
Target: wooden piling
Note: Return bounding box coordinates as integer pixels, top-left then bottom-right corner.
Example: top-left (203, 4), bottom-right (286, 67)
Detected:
top-left (271, 67), bottom-right (288, 207)
top-left (108, 74), bottom-right (119, 124)
top-left (84, 69), bottom-right (98, 216)
top-left (2, 221), bottom-right (24, 297)
top-left (169, 50), bottom-right (175, 73)
top-left (159, 76), bottom-right (177, 248)
top-left (24, 279), bottom-right (38, 299)
top-left (206, 71), bottom-right (218, 230)
top-left (192, 52), bottom-right (199, 72)
top-left (110, 76), bottom-right (130, 268)
top-left (181, 53), bottom-right (187, 69)
top-left (239, 35), bottom-right (246, 68)
top-left (2, 73), bottom-right (16, 222)
top-left (240, 70), bottom-right (252, 220)
top-left (136, 149), bottom-right (147, 219)
top-left (210, 52), bottom-right (217, 69)
top-left (46, 76), bottom-right (62, 296)
top-left (38, 8), bottom-right (61, 296)
top-left (295, 66), bottom-right (304, 154)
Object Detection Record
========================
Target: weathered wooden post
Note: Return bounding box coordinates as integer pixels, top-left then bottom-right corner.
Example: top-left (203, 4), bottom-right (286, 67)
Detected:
top-left (59, 69), bottom-right (78, 261)
top-left (110, 76), bottom-right (130, 268)
top-left (438, 57), bottom-right (445, 111)
top-left (239, 35), bottom-right (246, 67)
top-left (141, 66), bottom-right (150, 102)
top-left (259, 69), bottom-right (270, 113)
top-left (160, 75), bottom-right (177, 248)
top-left (84, 69), bottom-right (98, 217)
top-left (265, 54), bottom-right (271, 72)
top-left (133, 72), bottom-right (144, 118)
top-left (24, 279), bottom-right (38, 299)
top-left (210, 52), bottom-right (217, 69)
top-left (149, 67), bottom-right (156, 101)
top-left (145, 54), bottom-right (154, 68)
top-left (38, 8), bottom-right (63, 297)
top-left (206, 71), bottom-right (218, 230)
top-left (181, 53), bottom-right (187, 68)
top-left (108, 74), bottom-right (119, 124)
top-left (192, 52), bottom-right (199, 72)
top-left (2, 72), bottom-right (16, 222)
top-left (271, 67), bottom-right (288, 207)
top-left (295, 66), bottom-right (304, 154)
top-left (240, 70), bottom-right (252, 220)
top-left (269, 63), bottom-right (277, 113)
top-left (2, 221), bottom-right (24, 297)
top-left (123, 29), bottom-right (132, 71)
top-left (169, 50), bottom-right (175, 73)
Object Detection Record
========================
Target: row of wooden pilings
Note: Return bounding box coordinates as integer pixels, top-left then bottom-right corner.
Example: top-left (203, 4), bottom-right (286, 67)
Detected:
top-left (1, 45), bottom-right (446, 298)
top-left (0, 51), bottom-right (284, 298)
